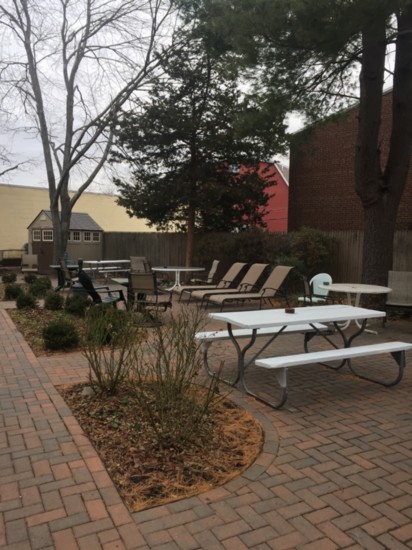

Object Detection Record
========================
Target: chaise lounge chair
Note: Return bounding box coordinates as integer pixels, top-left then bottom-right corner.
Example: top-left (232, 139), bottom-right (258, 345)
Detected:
top-left (175, 262), bottom-right (247, 302)
top-left (204, 265), bottom-right (294, 310)
top-left (190, 263), bottom-right (269, 308)
top-left (189, 259), bottom-right (220, 285)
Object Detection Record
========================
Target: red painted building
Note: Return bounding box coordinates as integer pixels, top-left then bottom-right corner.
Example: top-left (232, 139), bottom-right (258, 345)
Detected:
top-left (260, 162), bottom-right (289, 232)
top-left (239, 162), bottom-right (289, 232)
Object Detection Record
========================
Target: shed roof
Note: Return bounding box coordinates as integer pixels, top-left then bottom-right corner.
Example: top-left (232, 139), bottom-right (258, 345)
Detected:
top-left (28, 210), bottom-right (103, 231)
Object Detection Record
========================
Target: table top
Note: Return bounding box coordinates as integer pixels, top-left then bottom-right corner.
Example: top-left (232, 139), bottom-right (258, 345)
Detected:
top-left (50, 264), bottom-right (77, 270)
top-left (319, 283), bottom-right (392, 295)
top-left (152, 266), bottom-right (205, 272)
top-left (83, 259), bottom-right (130, 266)
top-left (209, 304), bottom-right (386, 330)
top-left (112, 278), bottom-right (128, 286)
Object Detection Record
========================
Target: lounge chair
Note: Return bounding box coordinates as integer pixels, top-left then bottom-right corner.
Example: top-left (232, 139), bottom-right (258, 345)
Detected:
top-left (204, 265), bottom-right (294, 310)
top-left (175, 262), bottom-right (247, 302)
top-left (298, 273), bottom-right (333, 305)
top-left (190, 263), bottom-right (269, 308)
top-left (21, 254), bottom-right (39, 274)
top-left (190, 259), bottom-right (220, 284)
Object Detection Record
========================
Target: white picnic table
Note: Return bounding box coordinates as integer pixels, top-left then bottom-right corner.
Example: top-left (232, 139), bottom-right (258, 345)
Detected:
top-left (204, 304), bottom-right (411, 408)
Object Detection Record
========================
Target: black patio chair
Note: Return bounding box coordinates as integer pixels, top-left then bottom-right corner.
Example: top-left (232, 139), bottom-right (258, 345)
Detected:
top-left (71, 269), bottom-right (125, 307)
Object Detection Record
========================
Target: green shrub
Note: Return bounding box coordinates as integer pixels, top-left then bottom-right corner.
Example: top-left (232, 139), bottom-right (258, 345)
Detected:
top-left (4, 283), bottom-right (23, 300)
top-left (2, 272), bottom-right (17, 284)
top-left (43, 319), bottom-right (79, 350)
top-left (290, 227), bottom-right (336, 277)
top-left (64, 294), bottom-right (90, 317)
top-left (29, 276), bottom-right (52, 297)
top-left (44, 290), bottom-right (64, 311)
top-left (16, 292), bottom-right (38, 309)
top-left (24, 273), bottom-right (38, 284)
top-left (85, 305), bottom-right (131, 346)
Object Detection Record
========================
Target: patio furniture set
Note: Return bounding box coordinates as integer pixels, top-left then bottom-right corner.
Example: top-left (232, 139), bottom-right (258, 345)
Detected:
top-left (48, 256), bottom-right (412, 410)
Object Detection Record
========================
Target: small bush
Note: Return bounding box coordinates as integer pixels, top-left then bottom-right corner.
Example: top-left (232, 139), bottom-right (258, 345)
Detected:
top-left (29, 276), bottom-right (52, 297)
top-left (85, 305), bottom-right (131, 346)
top-left (44, 290), bottom-right (64, 311)
top-left (290, 227), bottom-right (336, 277)
top-left (130, 308), bottom-right (221, 450)
top-left (83, 307), bottom-right (138, 394)
top-left (64, 294), bottom-right (90, 317)
top-left (2, 272), bottom-right (17, 284)
top-left (24, 273), bottom-right (38, 284)
top-left (43, 319), bottom-right (79, 350)
top-left (4, 283), bottom-right (23, 300)
top-left (16, 292), bottom-right (38, 309)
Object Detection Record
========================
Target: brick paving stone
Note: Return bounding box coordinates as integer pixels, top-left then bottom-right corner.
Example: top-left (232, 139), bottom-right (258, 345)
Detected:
top-left (52, 527), bottom-right (79, 549)
top-left (347, 527), bottom-right (387, 550)
top-left (1, 304), bottom-right (412, 549)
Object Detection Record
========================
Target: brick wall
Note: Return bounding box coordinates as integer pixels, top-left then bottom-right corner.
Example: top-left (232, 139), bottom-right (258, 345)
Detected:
top-left (288, 91), bottom-right (412, 231)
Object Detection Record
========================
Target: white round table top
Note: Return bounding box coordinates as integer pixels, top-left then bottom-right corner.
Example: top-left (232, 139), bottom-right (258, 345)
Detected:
top-left (319, 283), bottom-right (392, 295)
top-left (152, 266), bottom-right (205, 272)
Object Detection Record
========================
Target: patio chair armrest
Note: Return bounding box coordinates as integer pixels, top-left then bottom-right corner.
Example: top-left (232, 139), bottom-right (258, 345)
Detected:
top-left (261, 286), bottom-right (288, 298)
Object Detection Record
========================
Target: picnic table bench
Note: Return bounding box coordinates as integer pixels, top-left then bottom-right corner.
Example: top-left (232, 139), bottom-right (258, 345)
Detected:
top-left (256, 341), bottom-right (412, 408)
top-left (196, 322), bottom-right (329, 379)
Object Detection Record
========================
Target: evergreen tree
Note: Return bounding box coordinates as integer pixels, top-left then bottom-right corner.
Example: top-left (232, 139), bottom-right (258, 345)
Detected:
top-left (112, 38), bottom-right (285, 265)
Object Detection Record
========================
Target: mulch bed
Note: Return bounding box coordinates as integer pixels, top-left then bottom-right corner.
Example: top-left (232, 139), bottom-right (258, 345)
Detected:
top-left (58, 382), bottom-right (264, 511)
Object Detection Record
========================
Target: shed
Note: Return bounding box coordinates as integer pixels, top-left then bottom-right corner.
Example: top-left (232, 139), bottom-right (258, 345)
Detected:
top-left (27, 210), bottom-right (103, 273)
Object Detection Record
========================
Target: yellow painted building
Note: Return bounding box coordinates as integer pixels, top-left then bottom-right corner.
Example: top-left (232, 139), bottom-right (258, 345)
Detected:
top-left (0, 183), bottom-right (151, 251)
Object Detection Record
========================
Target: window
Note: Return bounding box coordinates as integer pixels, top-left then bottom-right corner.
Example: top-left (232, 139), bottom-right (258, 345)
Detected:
top-left (69, 230), bottom-right (81, 242)
top-left (32, 229), bottom-right (41, 242)
top-left (84, 231), bottom-right (91, 242)
top-left (42, 229), bottom-right (53, 242)
top-left (92, 232), bottom-right (100, 242)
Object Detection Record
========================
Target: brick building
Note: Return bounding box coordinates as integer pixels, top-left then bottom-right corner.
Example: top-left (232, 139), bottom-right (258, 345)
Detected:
top-left (288, 90), bottom-right (412, 231)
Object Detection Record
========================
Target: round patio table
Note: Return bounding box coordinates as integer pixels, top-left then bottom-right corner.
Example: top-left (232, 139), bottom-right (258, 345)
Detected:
top-left (152, 266), bottom-right (205, 290)
top-left (319, 283), bottom-right (392, 333)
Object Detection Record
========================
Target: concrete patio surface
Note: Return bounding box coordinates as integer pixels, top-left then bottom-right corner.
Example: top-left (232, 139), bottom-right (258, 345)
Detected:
top-left (0, 296), bottom-right (411, 549)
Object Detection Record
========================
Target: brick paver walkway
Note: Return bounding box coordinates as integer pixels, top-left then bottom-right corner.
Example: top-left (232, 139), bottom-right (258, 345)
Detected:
top-left (1, 300), bottom-right (411, 549)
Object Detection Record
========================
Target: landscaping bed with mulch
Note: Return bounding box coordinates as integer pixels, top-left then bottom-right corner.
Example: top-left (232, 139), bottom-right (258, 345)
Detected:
top-left (7, 305), bottom-right (265, 511)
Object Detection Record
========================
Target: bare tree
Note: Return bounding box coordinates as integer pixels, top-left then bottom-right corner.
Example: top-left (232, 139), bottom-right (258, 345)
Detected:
top-left (0, 144), bottom-right (29, 177)
top-left (0, 0), bottom-right (176, 260)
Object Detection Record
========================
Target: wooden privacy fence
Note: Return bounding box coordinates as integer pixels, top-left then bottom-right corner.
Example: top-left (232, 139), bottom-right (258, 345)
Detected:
top-left (103, 230), bottom-right (412, 282)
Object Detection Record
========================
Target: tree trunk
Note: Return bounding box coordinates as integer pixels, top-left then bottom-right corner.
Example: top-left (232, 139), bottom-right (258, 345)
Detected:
top-left (185, 204), bottom-right (196, 277)
top-left (356, 8), bottom-right (412, 285)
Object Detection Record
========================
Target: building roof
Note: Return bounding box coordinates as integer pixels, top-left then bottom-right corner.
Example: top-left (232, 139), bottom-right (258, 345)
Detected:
top-left (28, 210), bottom-right (103, 231)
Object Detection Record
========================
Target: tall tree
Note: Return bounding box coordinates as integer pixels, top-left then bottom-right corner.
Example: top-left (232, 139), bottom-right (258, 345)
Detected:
top-left (112, 38), bottom-right (284, 266)
top-left (0, 0), bottom-right (176, 261)
top-left (187, 0), bottom-right (412, 285)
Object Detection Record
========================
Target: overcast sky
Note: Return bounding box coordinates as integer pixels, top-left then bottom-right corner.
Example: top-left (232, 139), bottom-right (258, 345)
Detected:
top-left (0, 40), bottom-right (395, 192)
